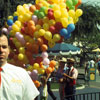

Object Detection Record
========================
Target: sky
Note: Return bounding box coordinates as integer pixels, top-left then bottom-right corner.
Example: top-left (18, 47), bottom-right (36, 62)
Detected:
top-left (82, 0), bottom-right (100, 5)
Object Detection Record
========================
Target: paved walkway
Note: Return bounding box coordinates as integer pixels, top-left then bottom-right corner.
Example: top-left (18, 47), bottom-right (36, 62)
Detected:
top-left (77, 67), bottom-right (100, 88)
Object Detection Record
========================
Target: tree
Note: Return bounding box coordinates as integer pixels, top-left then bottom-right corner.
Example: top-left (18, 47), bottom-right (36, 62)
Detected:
top-left (65, 2), bottom-right (100, 67)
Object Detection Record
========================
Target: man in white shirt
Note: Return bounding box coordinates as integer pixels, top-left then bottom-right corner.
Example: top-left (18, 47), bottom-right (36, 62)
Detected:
top-left (0, 30), bottom-right (39, 100)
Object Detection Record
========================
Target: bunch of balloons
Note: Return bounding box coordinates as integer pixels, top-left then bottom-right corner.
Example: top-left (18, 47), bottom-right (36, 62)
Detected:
top-left (3, 0), bottom-right (83, 78)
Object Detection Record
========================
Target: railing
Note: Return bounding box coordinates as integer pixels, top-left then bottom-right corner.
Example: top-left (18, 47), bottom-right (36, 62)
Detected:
top-left (64, 92), bottom-right (100, 100)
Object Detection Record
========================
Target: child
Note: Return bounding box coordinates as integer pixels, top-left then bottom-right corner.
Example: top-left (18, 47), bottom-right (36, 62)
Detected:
top-left (40, 76), bottom-right (48, 100)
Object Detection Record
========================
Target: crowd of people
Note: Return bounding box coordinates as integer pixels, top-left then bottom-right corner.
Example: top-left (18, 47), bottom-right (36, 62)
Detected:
top-left (0, 30), bottom-right (79, 100)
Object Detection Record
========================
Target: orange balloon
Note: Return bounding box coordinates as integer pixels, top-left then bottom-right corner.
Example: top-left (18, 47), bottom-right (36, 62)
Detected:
top-left (49, 60), bottom-right (56, 68)
top-left (46, 67), bottom-right (53, 74)
top-left (32, 43), bottom-right (39, 54)
top-left (40, 64), bottom-right (45, 69)
top-left (41, 44), bottom-right (48, 52)
top-left (27, 20), bottom-right (35, 28)
top-left (25, 50), bottom-right (32, 58)
top-left (35, 3), bottom-right (43, 10)
top-left (75, 0), bottom-right (82, 9)
top-left (37, 38), bottom-right (44, 46)
top-left (28, 25), bottom-right (36, 36)
top-left (25, 42), bottom-right (33, 52)
top-left (37, 19), bottom-right (43, 26)
top-left (24, 27), bottom-right (29, 35)
top-left (33, 80), bottom-right (40, 88)
top-left (29, 5), bottom-right (36, 13)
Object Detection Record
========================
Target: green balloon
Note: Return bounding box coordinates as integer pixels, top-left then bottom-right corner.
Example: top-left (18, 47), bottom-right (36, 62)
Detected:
top-left (66, 0), bottom-right (73, 8)
top-left (49, 5), bottom-right (54, 8)
top-left (69, 6), bottom-right (75, 10)
top-left (72, 0), bottom-right (78, 6)
top-left (40, 7), bottom-right (46, 13)
top-left (38, 12), bottom-right (45, 19)
top-left (34, 10), bottom-right (39, 16)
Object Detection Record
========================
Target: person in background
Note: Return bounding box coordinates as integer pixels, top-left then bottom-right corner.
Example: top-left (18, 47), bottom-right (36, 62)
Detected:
top-left (46, 72), bottom-right (57, 100)
top-left (63, 58), bottom-right (78, 100)
top-left (0, 30), bottom-right (39, 100)
top-left (85, 60), bottom-right (89, 75)
top-left (56, 57), bottom-right (67, 100)
top-left (97, 59), bottom-right (100, 76)
top-left (40, 76), bottom-right (48, 100)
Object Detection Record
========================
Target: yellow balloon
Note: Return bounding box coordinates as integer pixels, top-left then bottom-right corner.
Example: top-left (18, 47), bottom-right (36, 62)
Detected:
top-left (33, 63), bottom-right (40, 69)
top-left (34, 31), bottom-right (39, 38)
top-left (53, 34), bottom-right (61, 42)
top-left (61, 18), bottom-right (68, 28)
top-left (68, 17), bottom-right (74, 24)
top-left (15, 41), bottom-right (22, 48)
top-left (43, 23), bottom-right (49, 31)
top-left (52, 4), bottom-right (60, 11)
top-left (35, 0), bottom-right (41, 4)
top-left (36, 25), bottom-right (42, 31)
top-left (73, 17), bottom-right (79, 24)
top-left (61, 8), bottom-right (68, 18)
top-left (38, 29), bottom-right (45, 36)
top-left (23, 55), bottom-right (29, 64)
top-left (18, 53), bottom-right (24, 60)
top-left (24, 35), bottom-right (31, 42)
top-left (68, 10), bottom-right (75, 18)
top-left (38, 68), bottom-right (45, 74)
top-left (15, 21), bottom-right (22, 27)
top-left (60, 2), bottom-right (66, 8)
top-left (48, 39), bottom-right (55, 48)
top-left (19, 47), bottom-right (25, 54)
top-left (23, 13), bottom-right (32, 21)
top-left (13, 11), bottom-right (19, 16)
top-left (43, 17), bottom-right (49, 23)
top-left (54, 10), bottom-right (61, 18)
top-left (48, 20), bottom-right (56, 26)
top-left (9, 30), bottom-right (16, 37)
top-left (44, 31), bottom-right (52, 41)
top-left (12, 24), bottom-right (20, 32)
top-left (17, 5), bottom-right (26, 15)
top-left (55, 18), bottom-right (61, 22)
top-left (18, 15), bottom-right (25, 23)
top-left (8, 16), bottom-right (13, 20)
top-left (12, 38), bottom-right (18, 43)
top-left (27, 65), bottom-right (34, 71)
top-left (75, 9), bottom-right (83, 17)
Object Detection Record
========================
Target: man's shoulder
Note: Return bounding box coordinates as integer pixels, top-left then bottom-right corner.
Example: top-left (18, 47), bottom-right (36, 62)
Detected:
top-left (6, 63), bottom-right (27, 74)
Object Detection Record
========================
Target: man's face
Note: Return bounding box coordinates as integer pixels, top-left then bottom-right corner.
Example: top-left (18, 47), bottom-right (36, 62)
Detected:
top-left (0, 35), bottom-right (10, 66)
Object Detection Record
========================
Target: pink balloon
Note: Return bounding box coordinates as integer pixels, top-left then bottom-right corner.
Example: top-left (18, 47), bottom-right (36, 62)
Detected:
top-left (41, 51), bottom-right (48, 58)
top-left (2, 27), bottom-right (8, 34)
top-left (32, 15), bottom-right (38, 24)
top-left (30, 70), bottom-right (38, 80)
top-left (8, 26), bottom-right (12, 32)
top-left (15, 32), bottom-right (26, 45)
top-left (43, 58), bottom-right (50, 65)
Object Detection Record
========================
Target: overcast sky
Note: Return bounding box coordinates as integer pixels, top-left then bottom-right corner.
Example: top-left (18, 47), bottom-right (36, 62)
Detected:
top-left (82, 0), bottom-right (100, 4)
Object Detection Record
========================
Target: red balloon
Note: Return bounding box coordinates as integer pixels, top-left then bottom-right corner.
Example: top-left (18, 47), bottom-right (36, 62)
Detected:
top-left (54, 22), bottom-right (63, 31)
top-left (21, 27), bottom-right (25, 34)
top-left (47, 12), bottom-right (55, 20)
top-left (49, 26), bottom-right (56, 34)
top-left (35, 56), bottom-right (43, 64)
top-left (48, 9), bottom-right (54, 13)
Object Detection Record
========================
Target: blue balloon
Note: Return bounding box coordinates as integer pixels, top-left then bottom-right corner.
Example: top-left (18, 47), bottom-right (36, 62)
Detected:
top-left (64, 33), bottom-right (71, 39)
top-left (60, 28), bottom-right (68, 37)
top-left (67, 23), bottom-right (75, 33)
top-left (13, 16), bottom-right (18, 22)
top-left (7, 19), bottom-right (13, 26)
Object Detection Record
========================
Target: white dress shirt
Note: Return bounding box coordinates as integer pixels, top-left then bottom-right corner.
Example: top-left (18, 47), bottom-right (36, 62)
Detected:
top-left (0, 63), bottom-right (39, 100)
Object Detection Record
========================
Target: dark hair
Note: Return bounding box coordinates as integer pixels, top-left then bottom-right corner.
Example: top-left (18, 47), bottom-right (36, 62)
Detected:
top-left (0, 29), bottom-right (9, 44)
